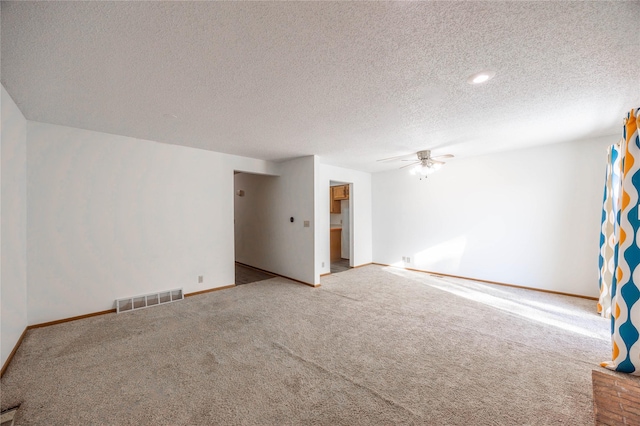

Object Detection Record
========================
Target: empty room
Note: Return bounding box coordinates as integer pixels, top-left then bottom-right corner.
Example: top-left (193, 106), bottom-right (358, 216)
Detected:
top-left (1, 1), bottom-right (640, 425)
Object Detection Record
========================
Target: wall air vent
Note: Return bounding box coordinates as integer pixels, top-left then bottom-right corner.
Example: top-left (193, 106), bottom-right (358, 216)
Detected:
top-left (116, 288), bottom-right (183, 313)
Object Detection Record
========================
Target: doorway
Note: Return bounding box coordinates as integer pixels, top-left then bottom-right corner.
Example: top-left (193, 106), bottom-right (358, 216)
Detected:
top-left (329, 181), bottom-right (353, 274)
top-left (233, 171), bottom-right (278, 285)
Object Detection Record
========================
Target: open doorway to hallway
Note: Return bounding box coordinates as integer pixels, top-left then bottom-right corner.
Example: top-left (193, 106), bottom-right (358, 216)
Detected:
top-left (329, 180), bottom-right (353, 274)
top-left (233, 171), bottom-right (278, 285)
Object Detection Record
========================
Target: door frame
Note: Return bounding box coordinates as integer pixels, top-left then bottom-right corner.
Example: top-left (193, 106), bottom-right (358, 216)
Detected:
top-left (329, 180), bottom-right (354, 268)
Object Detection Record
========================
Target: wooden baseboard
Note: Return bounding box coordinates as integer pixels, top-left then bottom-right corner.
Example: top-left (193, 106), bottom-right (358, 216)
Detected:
top-left (1, 327), bottom-right (28, 378)
top-left (236, 262), bottom-right (319, 288)
top-left (28, 309), bottom-right (117, 329)
top-left (25, 285), bottom-right (235, 329)
top-left (0, 282), bottom-right (233, 377)
top-left (373, 263), bottom-right (598, 301)
top-left (235, 262), bottom-right (276, 277)
top-left (185, 284), bottom-right (235, 297)
top-left (321, 262), bottom-right (372, 277)
top-left (24, 284), bottom-right (237, 327)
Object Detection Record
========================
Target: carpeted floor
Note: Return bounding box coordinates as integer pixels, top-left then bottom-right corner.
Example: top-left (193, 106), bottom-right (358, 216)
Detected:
top-left (0, 265), bottom-right (615, 424)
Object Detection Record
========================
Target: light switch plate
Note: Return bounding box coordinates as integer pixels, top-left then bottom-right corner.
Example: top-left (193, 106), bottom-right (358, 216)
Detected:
top-left (304, 220), bottom-right (310, 227)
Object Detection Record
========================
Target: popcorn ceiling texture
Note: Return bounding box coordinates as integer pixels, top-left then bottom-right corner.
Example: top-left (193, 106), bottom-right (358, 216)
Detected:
top-left (1, 1), bottom-right (639, 172)
top-left (0, 265), bottom-right (612, 424)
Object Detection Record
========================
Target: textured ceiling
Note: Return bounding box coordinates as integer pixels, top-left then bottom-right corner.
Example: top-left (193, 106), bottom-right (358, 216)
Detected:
top-left (2, 1), bottom-right (639, 172)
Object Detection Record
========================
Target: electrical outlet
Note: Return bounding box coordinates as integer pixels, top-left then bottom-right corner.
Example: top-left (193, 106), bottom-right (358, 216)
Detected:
top-left (402, 256), bottom-right (406, 262)
top-left (322, 261), bottom-right (325, 268)
top-left (406, 257), bottom-right (411, 263)
top-left (198, 275), bottom-right (203, 283)
top-left (304, 220), bottom-right (310, 227)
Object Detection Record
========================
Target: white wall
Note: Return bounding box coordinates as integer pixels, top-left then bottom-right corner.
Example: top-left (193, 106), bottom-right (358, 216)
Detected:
top-left (317, 163), bottom-right (373, 278)
top-left (234, 156), bottom-right (317, 285)
top-left (26, 121), bottom-right (275, 324)
top-left (1, 87), bottom-right (28, 368)
top-left (372, 136), bottom-right (614, 298)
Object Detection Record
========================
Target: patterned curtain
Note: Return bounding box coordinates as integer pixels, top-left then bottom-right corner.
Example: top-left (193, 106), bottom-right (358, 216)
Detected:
top-left (598, 143), bottom-right (621, 318)
top-left (602, 108), bottom-right (640, 374)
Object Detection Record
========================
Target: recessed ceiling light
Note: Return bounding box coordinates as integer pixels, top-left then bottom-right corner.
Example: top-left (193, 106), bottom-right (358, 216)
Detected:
top-left (467, 70), bottom-right (496, 85)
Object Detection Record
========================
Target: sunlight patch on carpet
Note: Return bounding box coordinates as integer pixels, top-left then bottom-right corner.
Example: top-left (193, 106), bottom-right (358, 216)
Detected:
top-left (384, 267), bottom-right (608, 341)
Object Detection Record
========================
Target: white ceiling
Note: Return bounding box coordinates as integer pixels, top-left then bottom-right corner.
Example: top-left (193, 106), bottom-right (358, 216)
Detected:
top-left (2, 1), bottom-right (639, 173)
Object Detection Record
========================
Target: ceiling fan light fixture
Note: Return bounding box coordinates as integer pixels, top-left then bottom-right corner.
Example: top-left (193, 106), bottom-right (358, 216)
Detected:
top-left (467, 70), bottom-right (496, 84)
top-left (378, 149), bottom-right (452, 179)
top-left (411, 162), bottom-right (440, 177)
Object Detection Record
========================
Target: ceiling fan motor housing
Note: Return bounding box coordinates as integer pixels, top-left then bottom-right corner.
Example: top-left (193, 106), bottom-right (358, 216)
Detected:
top-left (417, 150), bottom-right (431, 161)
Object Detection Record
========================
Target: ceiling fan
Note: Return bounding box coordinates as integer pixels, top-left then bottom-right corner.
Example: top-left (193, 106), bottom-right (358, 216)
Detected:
top-left (378, 150), bottom-right (454, 178)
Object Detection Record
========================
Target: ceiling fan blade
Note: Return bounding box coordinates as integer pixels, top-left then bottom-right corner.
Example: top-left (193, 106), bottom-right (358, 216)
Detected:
top-left (431, 154), bottom-right (454, 159)
top-left (377, 153), bottom-right (415, 162)
top-left (399, 161), bottom-right (419, 169)
top-left (430, 159), bottom-right (445, 165)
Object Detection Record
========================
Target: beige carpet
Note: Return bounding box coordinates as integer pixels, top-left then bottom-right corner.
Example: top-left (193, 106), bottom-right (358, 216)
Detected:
top-left (1, 265), bottom-right (610, 425)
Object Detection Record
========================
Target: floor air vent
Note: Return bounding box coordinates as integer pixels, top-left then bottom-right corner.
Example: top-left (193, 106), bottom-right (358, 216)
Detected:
top-left (1, 405), bottom-right (20, 426)
top-left (116, 288), bottom-right (183, 313)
